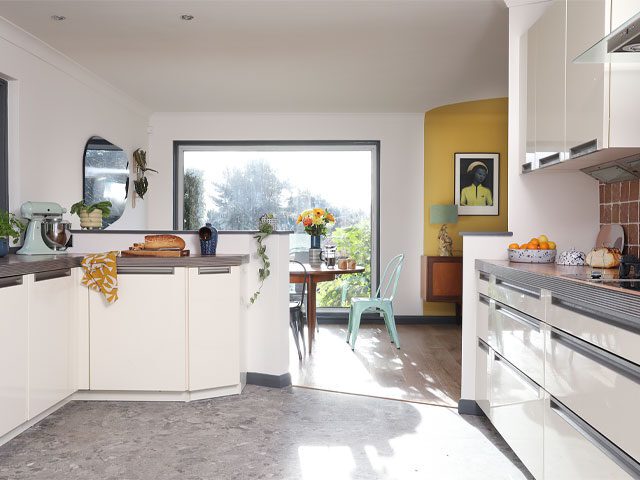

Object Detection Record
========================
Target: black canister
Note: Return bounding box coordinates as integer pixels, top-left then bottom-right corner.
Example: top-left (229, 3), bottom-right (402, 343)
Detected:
top-left (199, 223), bottom-right (218, 255)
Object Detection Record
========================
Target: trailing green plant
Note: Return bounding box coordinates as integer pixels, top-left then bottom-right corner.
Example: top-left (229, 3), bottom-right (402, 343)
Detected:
top-left (70, 200), bottom-right (112, 218)
top-left (0, 210), bottom-right (25, 243)
top-left (133, 148), bottom-right (158, 199)
top-left (249, 221), bottom-right (274, 304)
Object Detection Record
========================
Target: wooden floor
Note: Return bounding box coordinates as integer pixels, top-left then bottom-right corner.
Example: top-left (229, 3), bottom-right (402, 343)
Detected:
top-left (290, 323), bottom-right (462, 407)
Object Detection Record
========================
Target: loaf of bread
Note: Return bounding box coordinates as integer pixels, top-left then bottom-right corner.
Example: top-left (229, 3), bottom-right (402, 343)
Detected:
top-left (585, 247), bottom-right (622, 268)
top-left (144, 235), bottom-right (185, 250)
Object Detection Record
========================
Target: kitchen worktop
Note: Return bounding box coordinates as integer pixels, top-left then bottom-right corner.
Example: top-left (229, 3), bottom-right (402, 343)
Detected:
top-left (477, 259), bottom-right (640, 321)
top-left (0, 253), bottom-right (250, 278)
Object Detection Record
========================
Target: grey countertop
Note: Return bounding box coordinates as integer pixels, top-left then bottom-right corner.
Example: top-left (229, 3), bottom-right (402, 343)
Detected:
top-left (0, 253), bottom-right (250, 278)
top-left (476, 259), bottom-right (640, 321)
top-left (459, 231), bottom-right (513, 237)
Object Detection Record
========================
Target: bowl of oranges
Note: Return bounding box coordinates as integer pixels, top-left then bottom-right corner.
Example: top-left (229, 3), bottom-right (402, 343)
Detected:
top-left (508, 235), bottom-right (557, 263)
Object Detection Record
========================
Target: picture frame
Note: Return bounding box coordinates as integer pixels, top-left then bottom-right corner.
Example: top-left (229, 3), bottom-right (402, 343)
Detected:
top-left (454, 153), bottom-right (499, 216)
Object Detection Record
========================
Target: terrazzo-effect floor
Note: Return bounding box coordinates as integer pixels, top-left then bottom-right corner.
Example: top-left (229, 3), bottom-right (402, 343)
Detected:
top-left (0, 385), bottom-right (532, 480)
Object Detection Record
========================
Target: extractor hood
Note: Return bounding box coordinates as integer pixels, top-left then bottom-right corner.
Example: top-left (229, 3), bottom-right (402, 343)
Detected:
top-left (574, 10), bottom-right (640, 63)
top-left (581, 153), bottom-right (640, 183)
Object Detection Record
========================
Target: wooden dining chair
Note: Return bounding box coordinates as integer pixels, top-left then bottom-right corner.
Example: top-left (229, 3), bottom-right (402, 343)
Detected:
top-left (346, 254), bottom-right (404, 350)
top-left (289, 260), bottom-right (308, 360)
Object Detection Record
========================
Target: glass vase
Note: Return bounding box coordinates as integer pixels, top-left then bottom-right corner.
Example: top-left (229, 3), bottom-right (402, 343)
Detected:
top-left (310, 235), bottom-right (321, 249)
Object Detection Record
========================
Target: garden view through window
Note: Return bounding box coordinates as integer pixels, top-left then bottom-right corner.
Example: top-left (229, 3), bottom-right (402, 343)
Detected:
top-left (177, 143), bottom-right (378, 309)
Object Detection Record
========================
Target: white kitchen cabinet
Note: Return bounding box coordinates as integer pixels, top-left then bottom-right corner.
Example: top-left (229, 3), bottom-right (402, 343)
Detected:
top-left (475, 339), bottom-right (491, 417)
top-left (490, 350), bottom-right (544, 480)
top-left (188, 267), bottom-right (241, 391)
top-left (0, 276), bottom-right (28, 436)
top-left (565, 0), bottom-right (608, 154)
top-left (89, 267), bottom-right (186, 391)
top-left (533, 0), bottom-right (566, 165)
top-left (609, 0), bottom-right (640, 148)
top-left (28, 269), bottom-right (75, 418)
top-left (544, 395), bottom-right (636, 479)
top-left (525, 27), bottom-right (537, 168)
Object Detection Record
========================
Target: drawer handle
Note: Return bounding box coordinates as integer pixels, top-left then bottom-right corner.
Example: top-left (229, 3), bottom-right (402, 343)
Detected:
top-left (551, 327), bottom-right (640, 386)
top-left (569, 139), bottom-right (598, 159)
top-left (495, 303), bottom-right (540, 332)
top-left (34, 269), bottom-right (71, 282)
top-left (538, 152), bottom-right (561, 167)
top-left (198, 266), bottom-right (230, 275)
top-left (0, 275), bottom-right (23, 289)
top-left (478, 293), bottom-right (490, 305)
top-left (521, 162), bottom-right (533, 174)
top-left (550, 397), bottom-right (640, 477)
top-left (478, 338), bottom-right (490, 353)
top-left (551, 296), bottom-right (640, 336)
top-left (478, 271), bottom-right (490, 282)
top-left (116, 267), bottom-right (175, 275)
top-left (493, 350), bottom-right (540, 393)
top-left (495, 278), bottom-right (540, 299)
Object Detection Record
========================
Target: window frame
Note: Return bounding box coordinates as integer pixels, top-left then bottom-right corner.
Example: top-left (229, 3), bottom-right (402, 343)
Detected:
top-left (0, 79), bottom-right (7, 212)
top-left (173, 139), bottom-right (381, 298)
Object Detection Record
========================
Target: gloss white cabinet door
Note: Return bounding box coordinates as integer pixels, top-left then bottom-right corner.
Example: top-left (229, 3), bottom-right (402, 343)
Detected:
top-left (475, 339), bottom-right (491, 417)
top-left (544, 395), bottom-right (637, 479)
top-left (28, 269), bottom-right (75, 418)
top-left (90, 267), bottom-right (187, 391)
top-left (565, 0), bottom-right (607, 154)
top-left (490, 350), bottom-right (544, 480)
top-left (188, 267), bottom-right (241, 391)
top-left (0, 276), bottom-right (28, 436)
top-left (534, 0), bottom-right (566, 165)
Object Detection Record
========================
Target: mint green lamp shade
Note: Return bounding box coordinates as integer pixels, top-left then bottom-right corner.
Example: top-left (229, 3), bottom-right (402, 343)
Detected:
top-left (430, 204), bottom-right (458, 225)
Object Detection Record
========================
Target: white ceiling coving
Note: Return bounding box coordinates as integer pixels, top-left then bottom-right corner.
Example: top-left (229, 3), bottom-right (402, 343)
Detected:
top-left (0, 1), bottom-right (509, 113)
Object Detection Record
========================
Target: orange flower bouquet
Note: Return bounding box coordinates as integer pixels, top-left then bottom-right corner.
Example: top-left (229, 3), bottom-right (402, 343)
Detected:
top-left (296, 208), bottom-right (335, 237)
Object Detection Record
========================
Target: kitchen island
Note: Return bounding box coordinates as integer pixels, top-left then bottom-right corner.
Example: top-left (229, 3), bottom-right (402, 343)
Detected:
top-left (0, 252), bottom-right (254, 446)
top-left (469, 259), bottom-right (640, 479)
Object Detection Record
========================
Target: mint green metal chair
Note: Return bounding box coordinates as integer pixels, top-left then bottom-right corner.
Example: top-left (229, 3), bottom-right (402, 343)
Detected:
top-left (346, 254), bottom-right (404, 350)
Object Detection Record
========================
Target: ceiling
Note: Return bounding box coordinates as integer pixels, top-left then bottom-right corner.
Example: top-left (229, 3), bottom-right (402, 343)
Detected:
top-left (0, 1), bottom-right (509, 113)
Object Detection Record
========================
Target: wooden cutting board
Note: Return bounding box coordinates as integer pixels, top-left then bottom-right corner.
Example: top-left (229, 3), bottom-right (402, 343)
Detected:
top-left (121, 249), bottom-right (190, 257)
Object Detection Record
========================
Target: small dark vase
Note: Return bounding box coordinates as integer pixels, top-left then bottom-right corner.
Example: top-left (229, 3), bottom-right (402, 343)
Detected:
top-left (0, 237), bottom-right (8, 258)
top-left (310, 235), bottom-right (321, 249)
top-left (199, 223), bottom-right (218, 256)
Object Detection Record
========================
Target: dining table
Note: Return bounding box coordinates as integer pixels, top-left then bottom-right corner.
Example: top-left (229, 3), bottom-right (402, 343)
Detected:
top-left (289, 262), bottom-right (365, 355)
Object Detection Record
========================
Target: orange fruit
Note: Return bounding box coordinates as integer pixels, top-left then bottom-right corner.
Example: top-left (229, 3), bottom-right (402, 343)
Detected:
top-left (527, 242), bottom-right (540, 250)
top-left (529, 238), bottom-right (540, 246)
top-left (508, 243), bottom-right (519, 249)
top-left (548, 241), bottom-right (556, 250)
top-left (539, 242), bottom-right (550, 250)
top-left (520, 243), bottom-right (529, 249)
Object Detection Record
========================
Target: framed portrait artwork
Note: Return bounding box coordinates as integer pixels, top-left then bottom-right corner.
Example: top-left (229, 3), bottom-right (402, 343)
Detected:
top-left (454, 153), bottom-right (499, 216)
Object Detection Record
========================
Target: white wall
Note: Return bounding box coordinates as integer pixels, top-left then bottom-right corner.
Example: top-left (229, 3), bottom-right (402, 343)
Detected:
top-left (148, 113), bottom-right (425, 316)
top-left (507, 2), bottom-right (600, 252)
top-left (0, 17), bottom-right (149, 229)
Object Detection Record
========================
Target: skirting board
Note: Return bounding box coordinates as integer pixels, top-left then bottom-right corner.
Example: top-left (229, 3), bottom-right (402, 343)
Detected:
top-left (246, 372), bottom-right (292, 388)
top-left (73, 385), bottom-right (241, 402)
top-left (318, 313), bottom-right (459, 325)
top-left (458, 399), bottom-right (485, 416)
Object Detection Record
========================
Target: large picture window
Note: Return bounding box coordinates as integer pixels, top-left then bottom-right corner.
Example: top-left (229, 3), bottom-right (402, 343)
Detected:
top-left (0, 79), bottom-right (7, 211)
top-left (174, 141), bottom-right (379, 309)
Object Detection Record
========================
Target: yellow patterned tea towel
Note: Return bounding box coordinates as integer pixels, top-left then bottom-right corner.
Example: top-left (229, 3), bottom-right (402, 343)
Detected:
top-left (81, 251), bottom-right (119, 303)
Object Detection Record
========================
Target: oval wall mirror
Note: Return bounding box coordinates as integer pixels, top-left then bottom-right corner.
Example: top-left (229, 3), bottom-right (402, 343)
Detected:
top-left (83, 136), bottom-right (128, 228)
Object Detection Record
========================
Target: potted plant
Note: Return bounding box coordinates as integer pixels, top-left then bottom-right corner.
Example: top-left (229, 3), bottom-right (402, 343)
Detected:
top-left (0, 210), bottom-right (25, 257)
top-left (249, 216), bottom-right (275, 304)
top-left (70, 201), bottom-right (112, 229)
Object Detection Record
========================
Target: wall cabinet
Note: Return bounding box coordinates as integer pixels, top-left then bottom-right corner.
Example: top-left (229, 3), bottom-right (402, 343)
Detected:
top-left (188, 267), bottom-right (241, 391)
top-left (89, 267), bottom-right (187, 391)
top-left (525, 0), bottom-right (640, 171)
top-left (0, 276), bottom-right (28, 437)
top-left (27, 269), bottom-right (75, 418)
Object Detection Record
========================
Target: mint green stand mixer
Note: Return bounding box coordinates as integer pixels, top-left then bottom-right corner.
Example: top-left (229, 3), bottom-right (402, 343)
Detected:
top-left (16, 202), bottom-right (72, 255)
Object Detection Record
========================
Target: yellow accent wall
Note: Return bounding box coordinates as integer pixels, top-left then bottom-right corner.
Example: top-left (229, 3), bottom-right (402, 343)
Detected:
top-left (423, 98), bottom-right (508, 316)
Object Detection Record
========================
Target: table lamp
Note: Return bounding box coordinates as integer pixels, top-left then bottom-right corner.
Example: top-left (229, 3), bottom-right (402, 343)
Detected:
top-left (430, 204), bottom-right (458, 256)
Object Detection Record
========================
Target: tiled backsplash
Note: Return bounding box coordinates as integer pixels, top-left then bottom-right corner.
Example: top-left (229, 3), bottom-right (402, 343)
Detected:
top-left (599, 180), bottom-right (639, 257)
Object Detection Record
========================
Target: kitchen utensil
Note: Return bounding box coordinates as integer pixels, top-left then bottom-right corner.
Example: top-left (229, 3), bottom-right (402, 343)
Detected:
top-left (595, 224), bottom-right (624, 250)
top-left (556, 248), bottom-right (587, 266)
top-left (508, 248), bottom-right (556, 263)
top-left (17, 202), bottom-right (72, 255)
top-left (199, 222), bottom-right (218, 256)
